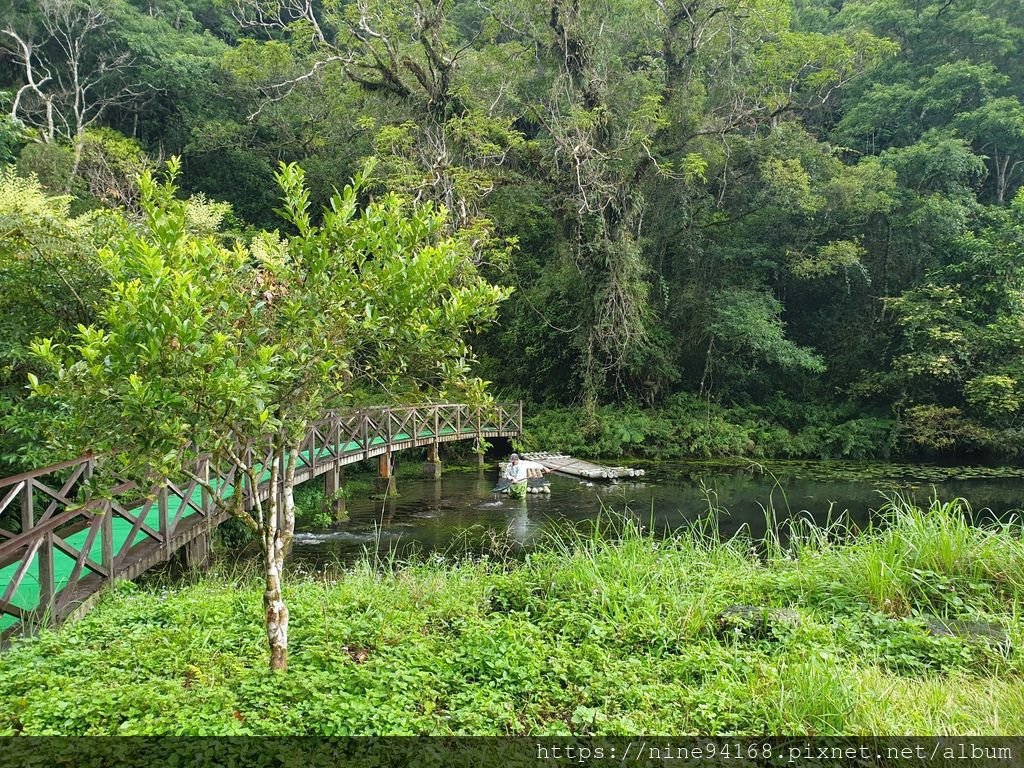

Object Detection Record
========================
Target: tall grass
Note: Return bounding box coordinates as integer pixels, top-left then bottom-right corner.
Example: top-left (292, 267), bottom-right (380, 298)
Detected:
top-left (1, 494), bottom-right (1021, 735)
top-left (784, 492), bottom-right (1024, 615)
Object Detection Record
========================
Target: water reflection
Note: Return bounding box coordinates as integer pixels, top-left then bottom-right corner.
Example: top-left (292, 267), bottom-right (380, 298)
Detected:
top-left (290, 461), bottom-right (1024, 568)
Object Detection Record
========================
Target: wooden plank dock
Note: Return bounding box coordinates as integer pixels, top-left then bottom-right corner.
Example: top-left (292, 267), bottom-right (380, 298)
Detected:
top-left (520, 453), bottom-right (645, 480)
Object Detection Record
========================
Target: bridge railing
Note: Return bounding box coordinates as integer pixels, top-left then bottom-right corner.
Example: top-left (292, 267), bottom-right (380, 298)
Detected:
top-left (0, 402), bottom-right (521, 639)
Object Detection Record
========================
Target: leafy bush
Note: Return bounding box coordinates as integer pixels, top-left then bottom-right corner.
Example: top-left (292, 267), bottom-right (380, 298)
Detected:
top-left (292, 482), bottom-right (334, 530)
top-left (522, 395), bottom-right (899, 460)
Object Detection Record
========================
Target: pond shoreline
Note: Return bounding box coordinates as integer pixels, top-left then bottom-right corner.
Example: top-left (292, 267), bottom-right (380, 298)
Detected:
top-left (278, 459), bottom-right (1024, 570)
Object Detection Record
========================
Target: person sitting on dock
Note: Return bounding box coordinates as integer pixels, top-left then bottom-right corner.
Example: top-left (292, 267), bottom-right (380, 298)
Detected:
top-left (504, 453), bottom-right (529, 499)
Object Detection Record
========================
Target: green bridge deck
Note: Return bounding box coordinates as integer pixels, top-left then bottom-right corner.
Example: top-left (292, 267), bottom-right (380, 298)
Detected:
top-left (0, 422), bottom-right (492, 633)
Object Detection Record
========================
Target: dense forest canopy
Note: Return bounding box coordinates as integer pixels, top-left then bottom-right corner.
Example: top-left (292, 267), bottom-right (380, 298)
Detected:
top-left (3, 0), bottom-right (1024, 467)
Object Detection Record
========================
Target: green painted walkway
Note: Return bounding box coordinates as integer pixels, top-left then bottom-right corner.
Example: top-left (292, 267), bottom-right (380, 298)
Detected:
top-left (0, 425), bottom-right (481, 632)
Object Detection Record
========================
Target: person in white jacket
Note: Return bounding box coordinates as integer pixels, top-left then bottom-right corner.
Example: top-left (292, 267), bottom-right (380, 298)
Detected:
top-left (504, 453), bottom-right (529, 498)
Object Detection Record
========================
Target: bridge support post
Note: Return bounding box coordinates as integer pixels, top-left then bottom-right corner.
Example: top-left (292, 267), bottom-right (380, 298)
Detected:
top-left (423, 442), bottom-right (442, 478)
top-left (158, 485), bottom-right (170, 560)
top-left (185, 530), bottom-right (211, 570)
top-left (324, 463), bottom-right (347, 522)
top-left (375, 450), bottom-right (397, 497)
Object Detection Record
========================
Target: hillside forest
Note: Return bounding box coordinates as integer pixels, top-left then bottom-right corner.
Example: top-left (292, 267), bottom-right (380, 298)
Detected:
top-left (3, 0), bottom-right (1024, 469)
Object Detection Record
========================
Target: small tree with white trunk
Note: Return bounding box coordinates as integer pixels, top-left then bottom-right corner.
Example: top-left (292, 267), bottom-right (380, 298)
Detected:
top-left (32, 158), bottom-right (508, 670)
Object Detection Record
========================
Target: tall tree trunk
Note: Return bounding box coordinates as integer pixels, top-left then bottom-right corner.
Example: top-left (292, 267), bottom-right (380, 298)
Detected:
top-left (547, 0), bottom-right (652, 405)
top-left (68, 131), bottom-right (85, 195)
top-left (263, 450), bottom-right (289, 671)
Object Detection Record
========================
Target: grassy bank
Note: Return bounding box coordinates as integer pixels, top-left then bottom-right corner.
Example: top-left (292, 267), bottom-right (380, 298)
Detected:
top-left (1, 495), bottom-right (1022, 735)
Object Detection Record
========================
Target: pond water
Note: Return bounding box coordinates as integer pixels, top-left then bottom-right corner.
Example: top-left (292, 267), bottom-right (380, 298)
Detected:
top-left (290, 460), bottom-right (1024, 569)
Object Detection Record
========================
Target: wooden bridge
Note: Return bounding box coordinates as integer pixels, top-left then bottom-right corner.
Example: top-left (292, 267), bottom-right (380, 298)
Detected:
top-left (0, 402), bottom-right (521, 641)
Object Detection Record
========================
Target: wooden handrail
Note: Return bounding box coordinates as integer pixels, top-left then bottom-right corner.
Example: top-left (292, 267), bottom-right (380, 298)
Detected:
top-left (0, 403), bottom-right (514, 488)
top-left (0, 454), bottom-right (98, 488)
top-left (0, 402), bottom-right (522, 637)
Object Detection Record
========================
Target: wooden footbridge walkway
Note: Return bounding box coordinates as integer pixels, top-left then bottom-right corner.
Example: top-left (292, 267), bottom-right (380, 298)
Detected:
top-left (0, 403), bottom-right (521, 640)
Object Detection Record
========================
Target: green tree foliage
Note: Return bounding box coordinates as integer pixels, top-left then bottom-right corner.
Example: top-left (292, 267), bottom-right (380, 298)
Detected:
top-left (30, 158), bottom-right (507, 668)
top-left (886, 190), bottom-right (1024, 453)
top-left (3, 0), bottom-right (1024, 460)
top-left (0, 104), bottom-right (29, 164)
top-left (0, 167), bottom-right (112, 471)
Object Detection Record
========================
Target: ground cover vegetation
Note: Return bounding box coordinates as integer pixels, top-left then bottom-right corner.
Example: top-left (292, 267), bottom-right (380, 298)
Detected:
top-left (0, 495), bottom-right (1021, 734)
top-left (2, 0), bottom-right (1024, 470)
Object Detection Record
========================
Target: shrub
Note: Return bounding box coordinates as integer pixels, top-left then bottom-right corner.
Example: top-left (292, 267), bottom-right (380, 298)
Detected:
top-left (522, 395), bottom-right (898, 460)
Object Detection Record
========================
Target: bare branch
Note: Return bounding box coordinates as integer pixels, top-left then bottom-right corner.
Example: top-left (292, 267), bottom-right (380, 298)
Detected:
top-left (246, 55), bottom-right (348, 120)
top-left (2, 0), bottom-right (143, 145)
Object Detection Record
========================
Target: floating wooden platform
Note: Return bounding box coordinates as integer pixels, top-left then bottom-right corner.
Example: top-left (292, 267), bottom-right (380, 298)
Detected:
top-left (520, 453), bottom-right (645, 480)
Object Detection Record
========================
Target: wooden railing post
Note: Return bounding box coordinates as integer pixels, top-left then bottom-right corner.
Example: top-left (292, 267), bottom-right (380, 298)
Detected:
top-left (73, 459), bottom-right (95, 598)
top-left (518, 401), bottom-right (523, 435)
top-left (327, 410), bottom-right (342, 495)
top-left (40, 531), bottom-right (55, 615)
top-left (433, 406), bottom-right (439, 440)
top-left (158, 484), bottom-right (170, 559)
top-left (361, 411), bottom-right (369, 460)
top-left (101, 501), bottom-right (114, 581)
top-left (20, 479), bottom-right (33, 533)
top-left (308, 424), bottom-right (316, 476)
top-left (21, 480), bottom-right (53, 617)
